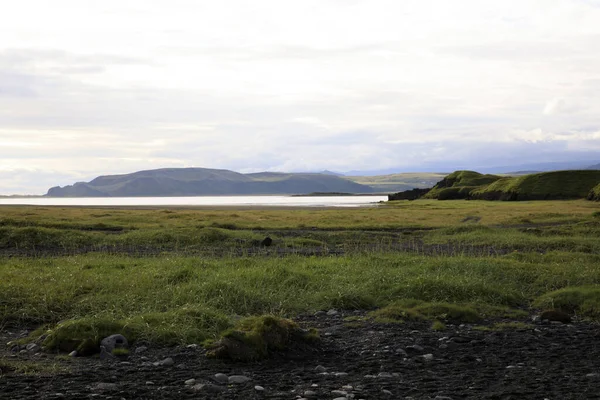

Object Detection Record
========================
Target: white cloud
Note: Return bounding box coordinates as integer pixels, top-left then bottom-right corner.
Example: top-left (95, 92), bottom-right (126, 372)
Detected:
top-left (1, 0), bottom-right (600, 193)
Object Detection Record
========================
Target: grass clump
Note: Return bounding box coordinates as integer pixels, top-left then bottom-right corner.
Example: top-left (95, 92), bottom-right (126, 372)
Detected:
top-left (41, 317), bottom-right (138, 355)
top-left (431, 320), bottom-right (446, 331)
top-left (206, 315), bottom-right (319, 361)
top-left (371, 300), bottom-right (481, 323)
top-left (534, 286), bottom-right (600, 318)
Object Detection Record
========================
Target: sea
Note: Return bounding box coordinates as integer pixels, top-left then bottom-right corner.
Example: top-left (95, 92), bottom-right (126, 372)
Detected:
top-left (0, 195), bottom-right (388, 208)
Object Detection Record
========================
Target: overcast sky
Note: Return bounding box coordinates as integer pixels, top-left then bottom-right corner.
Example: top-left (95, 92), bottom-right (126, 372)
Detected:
top-left (2, 0), bottom-right (600, 194)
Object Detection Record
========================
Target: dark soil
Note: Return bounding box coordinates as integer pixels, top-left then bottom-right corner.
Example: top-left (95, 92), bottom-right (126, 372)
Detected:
top-left (2, 312), bottom-right (600, 400)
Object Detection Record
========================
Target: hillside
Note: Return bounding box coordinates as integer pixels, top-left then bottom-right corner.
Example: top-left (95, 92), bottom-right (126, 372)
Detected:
top-left (471, 170), bottom-right (600, 201)
top-left (46, 168), bottom-right (375, 197)
top-left (588, 183), bottom-right (600, 201)
top-left (347, 172), bottom-right (447, 192)
top-left (422, 171), bottom-right (501, 200)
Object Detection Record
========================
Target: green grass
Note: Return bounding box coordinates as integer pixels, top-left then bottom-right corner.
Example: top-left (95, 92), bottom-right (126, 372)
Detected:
top-left (589, 183), bottom-right (600, 201)
top-left (2, 201), bottom-right (600, 354)
top-left (423, 171), bottom-right (501, 199)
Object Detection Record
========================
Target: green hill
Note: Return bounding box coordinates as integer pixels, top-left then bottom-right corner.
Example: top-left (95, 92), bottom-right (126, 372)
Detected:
top-left (422, 171), bottom-right (501, 200)
top-left (347, 172), bottom-right (447, 192)
top-left (471, 170), bottom-right (600, 201)
top-left (587, 183), bottom-right (600, 201)
top-left (46, 168), bottom-right (375, 197)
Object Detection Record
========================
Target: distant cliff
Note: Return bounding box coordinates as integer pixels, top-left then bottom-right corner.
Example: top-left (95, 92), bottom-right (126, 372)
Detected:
top-left (46, 168), bottom-right (375, 197)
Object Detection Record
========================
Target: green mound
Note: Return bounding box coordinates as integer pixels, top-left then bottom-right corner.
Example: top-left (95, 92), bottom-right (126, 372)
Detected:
top-left (206, 315), bottom-right (319, 361)
top-left (534, 286), bottom-right (600, 318)
top-left (423, 171), bottom-right (501, 200)
top-left (472, 170), bottom-right (600, 201)
top-left (588, 183), bottom-right (600, 201)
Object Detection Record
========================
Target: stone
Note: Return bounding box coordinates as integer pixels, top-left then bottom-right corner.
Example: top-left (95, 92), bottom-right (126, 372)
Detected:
top-left (303, 390), bottom-right (318, 397)
top-left (332, 390), bottom-right (348, 396)
top-left (26, 343), bottom-right (41, 352)
top-left (315, 365), bottom-right (327, 373)
top-left (378, 372), bottom-right (394, 378)
top-left (228, 375), bottom-right (251, 384)
top-left (68, 351), bottom-right (77, 357)
top-left (135, 346), bottom-right (148, 354)
top-left (540, 309), bottom-right (571, 323)
top-left (334, 372), bottom-right (348, 377)
top-left (382, 389), bottom-right (393, 396)
top-left (153, 357), bottom-right (174, 366)
top-left (100, 334), bottom-right (128, 353)
top-left (184, 379), bottom-right (196, 385)
top-left (91, 383), bottom-right (118, 392)
top-left (434, 397), bottom-right (453, 400)
top-left (191, 384), bottom-right (226, 393)
top-left (422, 354), bottom-right (434, 361)
top-left (214, 373), bottom-right (229, 384)
top-left (99, 346), bottom-right (111, 360)
top-left (586, 373), bottom-right (600, 378)
top-left (261, 237), bottom-right (273, 246)
top-left (406, 345), bottom-right (424, 353)
top-left (327, 309), bottom-right (339, 316)
top-left (255, 385), bottom-right (265, 391)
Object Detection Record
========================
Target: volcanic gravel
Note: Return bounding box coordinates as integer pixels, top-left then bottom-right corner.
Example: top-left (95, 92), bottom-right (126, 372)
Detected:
top-left (2, 312), bottom-right (600, 400)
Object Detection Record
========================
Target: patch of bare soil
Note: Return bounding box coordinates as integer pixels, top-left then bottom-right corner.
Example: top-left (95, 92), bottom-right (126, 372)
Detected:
top-left (2, 312), bottom-right (600, 399)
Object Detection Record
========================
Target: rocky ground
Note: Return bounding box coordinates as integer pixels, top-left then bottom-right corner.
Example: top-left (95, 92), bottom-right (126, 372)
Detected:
top-left (2, 311), bottom-right (600, 400)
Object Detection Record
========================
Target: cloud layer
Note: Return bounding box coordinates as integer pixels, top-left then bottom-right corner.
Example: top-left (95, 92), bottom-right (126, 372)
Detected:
top-left (1, 0), bottom-right (600, 194)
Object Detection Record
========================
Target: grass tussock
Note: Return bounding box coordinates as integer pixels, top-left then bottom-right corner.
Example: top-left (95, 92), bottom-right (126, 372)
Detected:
top-left (534, 286), bottom-right (600, 318)
top-left (371, 300), bottom-right (481, 323)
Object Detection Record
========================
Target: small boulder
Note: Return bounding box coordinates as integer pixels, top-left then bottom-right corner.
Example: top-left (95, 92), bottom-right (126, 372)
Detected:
top-left (261, 237), bottom-right (273, 247)
top-left (100, 334), bottom-right (129, 354)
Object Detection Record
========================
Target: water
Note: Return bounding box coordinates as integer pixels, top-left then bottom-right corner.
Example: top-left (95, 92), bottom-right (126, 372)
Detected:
top-left (0, 195), bottom-right (388, 207)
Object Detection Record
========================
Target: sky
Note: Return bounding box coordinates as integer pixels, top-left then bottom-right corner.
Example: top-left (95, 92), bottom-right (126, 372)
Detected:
top-left (1, 0), bottom-right (600, 194)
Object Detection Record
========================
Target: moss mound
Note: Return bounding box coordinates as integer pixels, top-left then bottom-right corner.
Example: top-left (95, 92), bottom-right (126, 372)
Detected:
top-left (206, 315), bottom-right (319, 361)
top-left (534, 286), bottom-right (600, 318)
top-left (41, 318), bottom-right (139, 355)
top-left (472, 170), bottom-right (600, 201)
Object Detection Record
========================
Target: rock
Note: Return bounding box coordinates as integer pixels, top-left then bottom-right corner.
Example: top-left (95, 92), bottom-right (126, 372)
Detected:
top-left (434, 397), bottom-right (453, 400)
top-left (303, 390), bottom-right (318, 397)
top-left (100, 334), bottom-right (128, 353)
top-left (214, 373), bottom-right (229, 384)
top-left (184, 379), bottom-right (196, 385)
top-left (378, 372), bottom-right (394, 378)
top-left (153, 357), bottom-right (174, 366)
top-left (145, 381), bottom-right (154, 385)
top-left (135, 346), bottom-right (148, 354)
top-left (406, 344), bottom-right (424, 353)
top-left (331, 390), bottom-right (348, 396)
top-left (254, 385), bottom-right (265, 391)
top-left (26, 343), bottom-right (41, 352)
top-left (327, 309), bottom-right (339, 316)
top-left (191, 384), bottom-right (226, 393)
top-left (261, 237), bottom-right (273, 246)
top-left (68, 351), bottom-right (77, 357)
top-left (229, 375), bottom-right (251, 384)
top-left (333, 398), bottom-right (347, 400)
top-left (186, 344), bottom-right (198, 349)
top-left (315, 365), bottom-right (327, 373)
top-left (91, 383), bottom-right (118, 392)
top-left (422, 354), bottom-right (434, 361)
top-left (314, 311), bottom-right (327, 317)
top-left (334, 372), bottom-right (348, 377)
top-left (586, 373), bottom-right (600, 378)
top-left (382, 389), bottom-right (393, 396)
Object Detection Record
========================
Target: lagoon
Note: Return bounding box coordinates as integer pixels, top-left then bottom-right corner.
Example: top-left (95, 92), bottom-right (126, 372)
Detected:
top-left (0, 195), bottom-right (388, 207)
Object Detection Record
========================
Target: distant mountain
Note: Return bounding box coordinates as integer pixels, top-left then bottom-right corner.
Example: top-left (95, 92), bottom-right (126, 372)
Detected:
top-left (587, 163), bottom-right (600, 170)
top-left (46, 168), bottom-right (375, 197)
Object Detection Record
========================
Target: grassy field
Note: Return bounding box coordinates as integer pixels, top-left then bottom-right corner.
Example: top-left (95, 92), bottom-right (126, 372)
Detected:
top-left (1, 200), bottom-right (600, 354)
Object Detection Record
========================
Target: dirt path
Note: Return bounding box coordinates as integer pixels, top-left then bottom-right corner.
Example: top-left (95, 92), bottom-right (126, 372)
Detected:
top-left (2, 312), bottom-right (600, 399)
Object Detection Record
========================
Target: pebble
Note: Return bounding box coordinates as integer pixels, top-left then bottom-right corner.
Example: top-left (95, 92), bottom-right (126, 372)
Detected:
top-left (378, 372), bottom-right (394, 378)
top-left (145, 381), bottom-right (154, 385)
top-left (184, 379), bottom-right (196, 385)
top-left (304, 390), bottom-right (318, 397)
top-left (586, 373), bottom-right (599, 378)
top-left (434, 396), bottom-right (453, 400)
top-left (68, 351), bottom-right (77, 357)
top-left (327, 309), bottom-right (339, 316)
top-left (214, 373), bottom-right (229, 384)
top-left (332, 390), bottom-right (348, 396)
top-left (315, 365), bottom-right (327, 373)
top-left (135, 346), bottom-right (148, 354)
top-left (153, 357), bottom-right (174, 366)
top-left (254, 385), bottom-right (265, 391)
top-left (422, 354), bottom-right (434, 361)
top-left (26, 343), bottom-right (41, 352)
top-left (191, 384), bottom-right (226, 393)
top-left (406, 344), bottom-right (424, 353)
top-left (228, 375), bottom-right (251, 384)
top-left (382, 389), bottom-right (393, 396)
top-left (334, 372), bottom-right (349, 377)
top-left (91, 383), bottom-right (118, 392)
